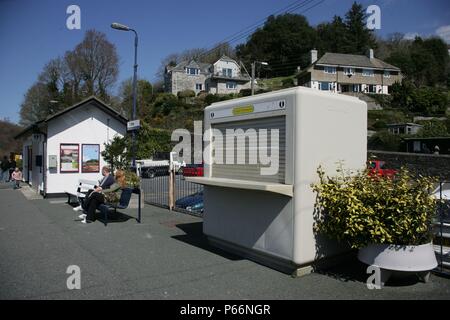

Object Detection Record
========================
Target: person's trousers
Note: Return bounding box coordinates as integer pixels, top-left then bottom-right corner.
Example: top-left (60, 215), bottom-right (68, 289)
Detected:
top-left (84, 192), bottom-right (105, 222)
top-left (1, 170), bottom-right (8, 182)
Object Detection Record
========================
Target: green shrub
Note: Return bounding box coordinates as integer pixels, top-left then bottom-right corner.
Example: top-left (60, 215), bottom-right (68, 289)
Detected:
top-left (125, 171), bottom-right (140, 189)
top-left (312, 166), bottom-right (436, 249)
top-left (281, 77), bottom-right (295, 88)
top-left (368, 130), bottom-right (402, 151)
top-left (177, 90), bottom-right (196, 99)
top-left (239, 88), bottom-right (252, 97)
top-left (372, 120), bottom-right (387, 130)
top-left (415, 119), bottom-right (449, 137)
top-left (205, 94), bottom-right (221, 105)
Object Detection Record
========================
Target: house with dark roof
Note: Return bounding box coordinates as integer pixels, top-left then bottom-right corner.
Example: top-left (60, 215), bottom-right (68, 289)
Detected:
top-left (164, 55), bottom-right (251, 95)
top-left (386, 123), bottom-right (423, 135)
top-left (298, 49), bottom-right (402, 95)
top-left (15, 96), bottom-right (127, 197)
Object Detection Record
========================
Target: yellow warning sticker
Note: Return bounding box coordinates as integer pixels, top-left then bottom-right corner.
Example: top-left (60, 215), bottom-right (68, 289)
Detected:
top-left (232, 105), bottom-right (254, 116)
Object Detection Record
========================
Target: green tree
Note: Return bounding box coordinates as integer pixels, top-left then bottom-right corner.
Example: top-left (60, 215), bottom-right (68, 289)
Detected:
top-left (236, 14), bottom-right (317, 77)
top-left (102, 121), bottom-right (172, 169)
top-left (151, 93), bottom-right (180, 117)
top-left (387, 37), bottom-right (450, 87)
top-left (19, 29), bottom-right (119, 126)
top-left (411, 87), bottom-right (448, 115)
top-left (134, 122), bottom-right (172, 159)
top-left (390, 81), bottom-right (415, 111)
top-left (316, 16), bottom-right (350, 54)
top-left (343, 2), bottom-right (377, 54)
top-left (0, 119), bottom-right (24, 158)
top-left (101, 135), bottom-right (130, 171)
top-left (117, 78), bottom-right (153, 119)
top-left (416, 120), bottom-right (449, 138)
top-left (368, 131), bottom-right (402, 151)
top-left (19, 82), bottom-right (52, 126)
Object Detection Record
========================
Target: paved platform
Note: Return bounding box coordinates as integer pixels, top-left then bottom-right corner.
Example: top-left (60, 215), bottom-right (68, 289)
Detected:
top-left (0, 182), bottom-right (449, 300)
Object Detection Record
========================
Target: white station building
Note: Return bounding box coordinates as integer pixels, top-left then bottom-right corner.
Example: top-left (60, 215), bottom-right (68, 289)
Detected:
top-left (15, 96), bottom-right (127, 197)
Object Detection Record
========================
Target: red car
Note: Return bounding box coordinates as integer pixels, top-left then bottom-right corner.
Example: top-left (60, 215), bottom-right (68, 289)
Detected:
top-left (367, 160), bottom-right (397, 178)
top-left (182, 164), bottom-right (204, 177)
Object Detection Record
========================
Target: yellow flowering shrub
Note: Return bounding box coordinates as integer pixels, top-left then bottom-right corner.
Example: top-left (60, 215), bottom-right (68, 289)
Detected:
top-left (312, 166), bottom-right (437, 249)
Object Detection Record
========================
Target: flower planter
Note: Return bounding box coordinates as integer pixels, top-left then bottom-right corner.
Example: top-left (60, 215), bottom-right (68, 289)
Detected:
top-left (358, 243), bottom-right (438, 285)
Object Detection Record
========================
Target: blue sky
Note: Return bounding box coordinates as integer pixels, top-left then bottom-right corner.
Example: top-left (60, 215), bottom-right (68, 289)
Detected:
top-left (0, 0), bottom-right (449, 124)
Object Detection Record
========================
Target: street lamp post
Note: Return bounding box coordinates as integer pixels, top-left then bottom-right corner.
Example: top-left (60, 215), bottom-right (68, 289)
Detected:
top-left (251, 61), bottom-right (268, 95)
top-left (111, 22), bottom-right (139, 168)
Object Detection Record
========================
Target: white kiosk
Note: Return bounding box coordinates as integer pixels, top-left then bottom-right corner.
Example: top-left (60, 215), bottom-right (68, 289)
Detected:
top-left (187, 87), bottom-right (367, 274)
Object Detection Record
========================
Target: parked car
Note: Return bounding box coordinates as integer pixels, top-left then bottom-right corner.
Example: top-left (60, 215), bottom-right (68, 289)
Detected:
top-left (175, 191), bottom-right (203, 213)
top-left (137, 156), bottom-right (186, 178)
top-left (367, 160), bottom-right (397, 178)
top-left (182, 163), bottom-right (204, 177)
top-left (141, 166), bottom-right (169, 178)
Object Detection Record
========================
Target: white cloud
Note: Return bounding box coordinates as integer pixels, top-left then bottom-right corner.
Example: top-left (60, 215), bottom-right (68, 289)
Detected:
top-left (436, 25), bottom-right (450, 44)
top-left (403, 32), bottom-right (419, 40)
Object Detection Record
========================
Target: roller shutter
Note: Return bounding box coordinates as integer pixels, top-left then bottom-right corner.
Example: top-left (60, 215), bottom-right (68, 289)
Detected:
top-left (211, 116), bottom-right (286, 183)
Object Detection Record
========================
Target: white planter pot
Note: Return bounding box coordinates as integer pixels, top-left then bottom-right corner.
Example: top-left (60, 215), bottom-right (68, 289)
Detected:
top-left (358, 243), bottom-right (437, 272)
top-left (358, 243), bottom-right (437, 285)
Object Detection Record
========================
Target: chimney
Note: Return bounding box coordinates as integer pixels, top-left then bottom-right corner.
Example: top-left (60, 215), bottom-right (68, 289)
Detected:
top-left (368, 48), bottom-right (374, 59)
top-left (311, 49), bottom-right (318, 64)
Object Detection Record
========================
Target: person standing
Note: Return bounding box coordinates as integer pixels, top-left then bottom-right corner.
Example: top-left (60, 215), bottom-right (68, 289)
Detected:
top-left (1, 156), bottom-right (10, 182)
top-left (8, 156), bottom-right (16, 183)
top-left (11, 167), bottom-right (22, 189)
top-left (434, 145), bottom-right (440, 155)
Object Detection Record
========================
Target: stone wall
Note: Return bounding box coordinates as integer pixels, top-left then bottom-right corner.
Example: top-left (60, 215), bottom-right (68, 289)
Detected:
top-left (368, 150), bottom-right (450, 181)
top-left (171, 71), bottom-right (207, 95)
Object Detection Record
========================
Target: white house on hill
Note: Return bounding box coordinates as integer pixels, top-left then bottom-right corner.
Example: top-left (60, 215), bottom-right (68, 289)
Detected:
top-left (164, 55), bottom-right (252, 95)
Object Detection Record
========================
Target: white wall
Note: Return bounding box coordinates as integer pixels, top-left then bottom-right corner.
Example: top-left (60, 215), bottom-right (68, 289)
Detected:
top-left (45, 103), bottom-right (126, 194)
top-left (213, 59), bottom-right (240, 77)
top-left (31, 134), bottom-right (45, 192)
top-left (22, 137), bottom-right (32, 183)
top-left (293, 88), bottom-right (367, 264)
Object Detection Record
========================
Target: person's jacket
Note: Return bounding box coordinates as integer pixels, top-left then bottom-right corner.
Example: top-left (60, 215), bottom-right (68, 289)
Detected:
top-left (12, 171), bottom-right (22, 181)
top-left (102, 182), bottom-right (123, 205)
top-left (99, 174), bottom-right (115, 190)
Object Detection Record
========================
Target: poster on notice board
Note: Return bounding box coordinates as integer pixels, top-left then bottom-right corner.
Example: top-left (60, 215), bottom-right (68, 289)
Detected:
top-left (60, 144), bottom-right (79, 173)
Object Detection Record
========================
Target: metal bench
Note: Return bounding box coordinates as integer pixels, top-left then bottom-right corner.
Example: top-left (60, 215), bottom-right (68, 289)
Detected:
top-left (65, 179), bottom-right (97, 205)
top-left (98, 188), bottom-right (141, 226)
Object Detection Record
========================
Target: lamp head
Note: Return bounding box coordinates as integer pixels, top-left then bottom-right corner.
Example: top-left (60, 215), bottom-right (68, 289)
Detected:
top-left (111, 22), bottom-right (130, 31)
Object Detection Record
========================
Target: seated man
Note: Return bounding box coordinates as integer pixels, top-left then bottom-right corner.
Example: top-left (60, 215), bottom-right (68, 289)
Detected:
top-left (74, 166), bottom-right (115, 216)
top-left (80, 169), bottom-right (126, 224)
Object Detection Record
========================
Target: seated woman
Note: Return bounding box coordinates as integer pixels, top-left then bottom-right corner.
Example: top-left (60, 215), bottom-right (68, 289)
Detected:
top-left (80, 170), bottom-right (127, 224)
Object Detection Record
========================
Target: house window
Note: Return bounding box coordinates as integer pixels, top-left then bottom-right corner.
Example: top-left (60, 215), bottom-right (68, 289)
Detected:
top-left (324, 66), bottom-right (336, 74)
top-left (196, 83), bottom-right (203, 91)
top-left (344, 67), bottom-right (354, 76)
top-left (368, 84), bottom-right (376, 93)
top-left (413, 141), bottom-right (421, 152)
top-left (362, 69), bottom-right (374, 77)
top-left (320, 82), bottom-right (331, 91)
top-left (226, 82), bottom-right (237, 89)
top-left (352, 84), bottom-right (360, 92)
top-left (384, 70), bottom-right (391, 78)
top-left (186, 68), bottom-right (199, 75)
top-left (222, 68), bottom-right (232, 77)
